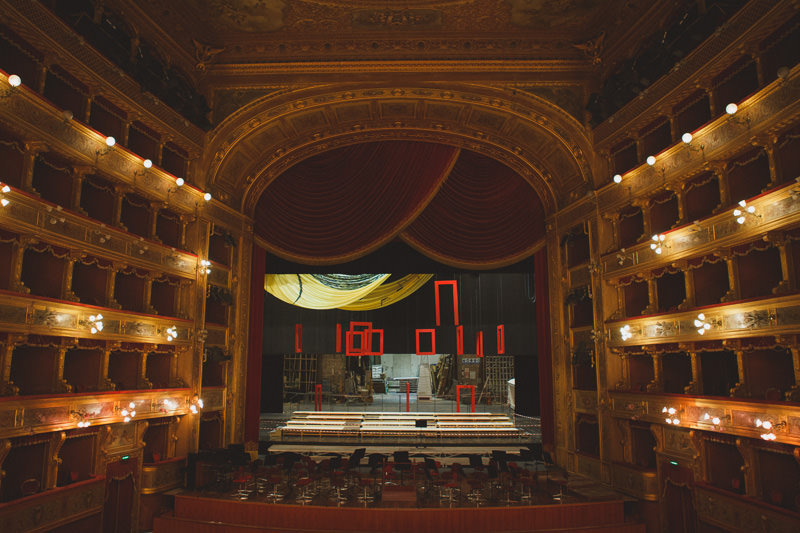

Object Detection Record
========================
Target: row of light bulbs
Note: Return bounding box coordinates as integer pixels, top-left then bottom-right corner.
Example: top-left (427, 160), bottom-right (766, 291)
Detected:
top-left (3, 73), bottom-right (213, 202)
top-left (611, 101), bottom-right (747, 185)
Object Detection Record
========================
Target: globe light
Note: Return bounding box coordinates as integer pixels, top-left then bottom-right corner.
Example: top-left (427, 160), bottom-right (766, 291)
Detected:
top-left (105, 136), bottom-right (116, 147)
top-left (725, 103), bottom-right (738, 115)
top-left (143, 159), bottom-right (153, 168)
top-left (203, 192), bottom-right (212, 201)
top-left (646, 155), bottom-right (656, 166)
top-left (175, 177), bottom-right (185, 187)
top-left (8, 74), bottom-right (21, 87)
top-left (681, 132), bottom-right (693, 144)
top-left (613, 174), bottom-right (622, 183)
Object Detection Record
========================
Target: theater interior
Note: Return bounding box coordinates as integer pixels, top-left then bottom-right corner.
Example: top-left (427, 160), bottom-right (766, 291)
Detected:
top-left (1, 1), bottom-right (800, 531)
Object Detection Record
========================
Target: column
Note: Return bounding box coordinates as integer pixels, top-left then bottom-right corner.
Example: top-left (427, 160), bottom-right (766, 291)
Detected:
top-left (0, 335), bottom-right (24, 395)
top-left (735, 438), bottom-right (758, 498)
top-left (785, 345), bottom-right (800, 401)
top-left (645, 275), bottom-right (659, 315)
top-left (672, 187), bottom-right (687, 225)
top-left (681, 265), bottom-right (696, 310)
top-left (730, 347), bottom-right (747, 398)
top-left (54, 343), bottom-right (73, 393)
top-left (106, 264), bottom-right (121, 309)
top-left (139, 347), bottom-right (153, 389)
top-left (685, 349), bottom-right (704, 394)
top-left (637, 201), bottom-right (652, 239)
top-left (613, 350), bottom-right (630, 391)
top-left (9, 236), bottom-right (30, 293)
top-left (112, 187), bottom-right (126, 229)
top-left (143, 275), bottom-right (156, 315)
top-left (647, 352), bottom-right (664, 392)
top-left (149, 202), bottom-right (161, 242)
top-left (71, 166), bottom-right (93, 213)
top-left (722, 255), bottom-right (739, 302)
top-left (100, 343), bottom-right (118, 391)
top-left (45, 433), bottom-right (66, 491)
top-left (20, 142), bottom-right (48, 192)
top-left (62, 253), bottom-right (80, 302)
top-left (713, 164), bottom-right (730, 209)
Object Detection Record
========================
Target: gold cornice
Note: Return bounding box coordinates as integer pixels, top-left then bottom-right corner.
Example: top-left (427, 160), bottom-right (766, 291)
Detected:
top-left (208, 59), bottom-right (595, 80)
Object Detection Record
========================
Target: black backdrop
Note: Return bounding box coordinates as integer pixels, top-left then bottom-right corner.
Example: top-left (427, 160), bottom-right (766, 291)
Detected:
top-left (260, 241), bottom-right (540, 416)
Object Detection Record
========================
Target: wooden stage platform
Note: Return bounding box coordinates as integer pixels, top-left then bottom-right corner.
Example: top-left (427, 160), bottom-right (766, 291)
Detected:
top-left (270, 411), bottom-right (531, 452)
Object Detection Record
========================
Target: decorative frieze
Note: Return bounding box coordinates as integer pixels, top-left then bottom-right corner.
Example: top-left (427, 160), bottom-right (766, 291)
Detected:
top-left (0, 389), bottom-right (192, 439)
top-left (610, 391), bottom-right (800, 446)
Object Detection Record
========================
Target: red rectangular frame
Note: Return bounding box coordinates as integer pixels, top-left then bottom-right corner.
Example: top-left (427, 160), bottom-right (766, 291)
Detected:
top-left (415, 329), bottom-right (436, 355)
top-left (434, 280), bottom-right (459, 326)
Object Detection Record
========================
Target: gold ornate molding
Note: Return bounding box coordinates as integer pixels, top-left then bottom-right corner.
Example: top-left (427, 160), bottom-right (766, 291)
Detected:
top-left (694, 484), bottom-right (800, 533)
top-left (0, 291), bottom-right (193, 344)
top-left (609, 391), bottom-right (800, 447)
top-left (609, 462), bottom-right (658, 501)
top-left (141, 456), bottom-right (185, 495)
top-left (607, 293), bottom-right (800, 346)
top-left (203, 83), bottom-right (595, 214)
top-left (0, 389), bottom-right (192, 439)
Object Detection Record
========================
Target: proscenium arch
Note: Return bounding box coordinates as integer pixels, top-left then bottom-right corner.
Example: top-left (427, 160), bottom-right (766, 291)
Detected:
top-left (203, 82), bottom-right (595, 218)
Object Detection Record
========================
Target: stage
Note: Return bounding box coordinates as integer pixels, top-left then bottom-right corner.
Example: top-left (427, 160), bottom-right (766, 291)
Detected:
top-left (269, 411), bottom-right (532, 454)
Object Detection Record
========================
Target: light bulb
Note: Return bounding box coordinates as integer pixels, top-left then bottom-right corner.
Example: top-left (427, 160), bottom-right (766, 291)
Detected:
top-left (175, 178), bottom-right (184, 187)
top-left (646, 155), bottom-right (656, 166)
top-left (1, 185), bottom-right (10, 193)
top-left (129, 402), bottom-right (135, 409)
top-left (105, 136), bottom-right (116, 147)
top-left (712, 416), bottom-right (721, 425)
top-left (8, 74), bottom-right (21, 87)
top-left (143, 159), bottom-right (153, 168)
top-left (90, 327), bottom-right (97, 334)
top-left (725, 103), bottom-right (738, 115)
top-left (672, 418), bottom-right (680, 425)
top-left (682, 133), bottom-right (692, 144)
top-left (736, 216), bottom-right (745, 224)
top-left (203, 192), bottom-right (212, 201)
top-left (0, 199), bottom-right (8, 207)
top-left (613, 174), bottom-right (622, 183)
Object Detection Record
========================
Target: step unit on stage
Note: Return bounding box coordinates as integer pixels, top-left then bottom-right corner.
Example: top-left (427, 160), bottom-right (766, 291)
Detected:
top-left (270, 411), bottom-right (529, 449)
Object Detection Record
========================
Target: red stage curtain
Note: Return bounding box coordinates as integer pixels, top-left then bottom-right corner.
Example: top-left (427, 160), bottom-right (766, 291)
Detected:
top-left (254, 141), bottom-right (460, 264)
top-left (534, 248), bottom-right (554, 451)
top-left (401, 150), bottom-right (546, 268)
top-left (244, 245), bottom-right (266, 443)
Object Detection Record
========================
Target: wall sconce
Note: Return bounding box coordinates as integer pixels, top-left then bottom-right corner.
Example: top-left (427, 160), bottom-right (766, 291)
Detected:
top-left (701, 412), bottom-right (730, 427)
top-left (682, 132), bottom-right (704, 154)
top-left (116, 401), bottom-right (137, 423)
top-left (189, 394), bottom-right (204, 414)
top-left (662, 406), bottom-right (683, 425)
top-left (725, 103), bottom-right (750, 128)
top-left (733, 200), bottom-right (758, 224)
top-left (96, 136), bottom-right (116, 157)
top-left (87, 314), bottom-right (104, 334)
top-left (70, 409), bottom-right (91, 428)
top-left (0, 182), bottom-right (10, 207)
top-left (650, 234), bottom-right (667, 255)
top-left (200, 259), bottom-right (211, 274)
top-left (160, 398), bottom-right (179, 413)
top-left (1, 74), bottom-right (21, 99)
top-left (755, 418), bottom-right (786, 440)
top-left (694, 313), bottom-right (712, 335)
top-left (165, 325), bottom-right (177, 342)
top-left (133, 159), bottom-right (152, 179)
top-left (203, 192), bottom-right (212, 202)
top-left (619, 324), bottom-right (633, 341)
top-left (646, 155), bottom-right (656, 166)
top-left (615, 247), bottom-right (634, 266)
top-left (613, 174), bottom-right (622, 184)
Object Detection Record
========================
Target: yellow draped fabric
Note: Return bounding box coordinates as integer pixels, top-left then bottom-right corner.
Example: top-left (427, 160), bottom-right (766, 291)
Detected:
top-left (265, 274), bottom-right (433, 311)
top-left (340, 274), bottom-right (433, 311)
top-left (265, 274), bottom-right (390, 310)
